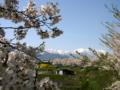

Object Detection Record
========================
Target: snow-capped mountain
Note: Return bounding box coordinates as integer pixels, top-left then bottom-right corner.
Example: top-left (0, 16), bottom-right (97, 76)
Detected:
top-left (36, 48), bottom-right (106, 60)
top-left (45, 48), bottom-right (105, 55)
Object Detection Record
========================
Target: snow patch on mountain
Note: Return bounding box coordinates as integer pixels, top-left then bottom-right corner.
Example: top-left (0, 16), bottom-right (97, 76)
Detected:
top-left (45, 48), bottom-right (106, 55)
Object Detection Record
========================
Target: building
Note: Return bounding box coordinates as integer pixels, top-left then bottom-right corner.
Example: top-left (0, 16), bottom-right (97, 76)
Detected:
top-left (56, 69), bottom-right (74, 75)
top-left (42, 60), bottom-right (51, 64)
top-left (39, 63), bottom-right (49, 67)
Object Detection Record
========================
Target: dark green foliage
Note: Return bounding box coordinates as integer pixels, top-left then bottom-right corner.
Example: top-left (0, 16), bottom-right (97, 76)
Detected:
top-left (80, 79), bottom-right (91, 90)
top-left (79, 68), bottom-right (115, 90)
top-left (59, 86), bottom-right (81, 90)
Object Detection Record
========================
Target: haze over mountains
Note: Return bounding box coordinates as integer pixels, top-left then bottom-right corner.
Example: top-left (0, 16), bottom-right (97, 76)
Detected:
top-left (36, 48), bottom-right (105, 60)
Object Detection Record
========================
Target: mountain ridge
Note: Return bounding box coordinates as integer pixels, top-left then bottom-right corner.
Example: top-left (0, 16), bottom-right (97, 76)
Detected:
top-left (36, 48), bottom-right (106, 60)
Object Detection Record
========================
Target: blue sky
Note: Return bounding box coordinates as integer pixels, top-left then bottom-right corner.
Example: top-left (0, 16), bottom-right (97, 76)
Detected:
top-left (1, 0), bottom-right (120, 51)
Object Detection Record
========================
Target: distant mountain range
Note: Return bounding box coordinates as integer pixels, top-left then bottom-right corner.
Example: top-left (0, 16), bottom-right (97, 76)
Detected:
top-left (36, 48), bottom-right (105, 60)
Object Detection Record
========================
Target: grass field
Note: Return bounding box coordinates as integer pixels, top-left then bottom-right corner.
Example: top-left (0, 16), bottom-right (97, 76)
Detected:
top-left (37, 66), bottom-right (116, 90)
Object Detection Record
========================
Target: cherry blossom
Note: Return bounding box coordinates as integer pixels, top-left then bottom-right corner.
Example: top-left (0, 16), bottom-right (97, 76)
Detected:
top-left (0, 0), bottom-right (62, 90)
